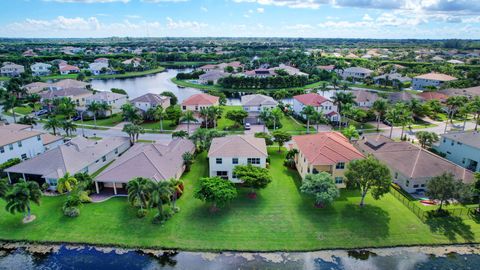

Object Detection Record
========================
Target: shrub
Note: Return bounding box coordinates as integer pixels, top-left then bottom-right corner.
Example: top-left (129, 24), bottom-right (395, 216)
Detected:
top-left (78, 190), bottom-right (92, 203)
top-left (63, 206), bottom-right (80, 217)
top-left (137, 208), bottom-right (148, 218)
top-left (41, 183), bottom-right (50, 192)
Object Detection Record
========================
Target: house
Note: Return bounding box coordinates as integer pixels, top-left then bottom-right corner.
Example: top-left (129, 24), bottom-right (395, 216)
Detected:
top-left (244, 68), bottom-right (275, 78)
top-left (434, 131), bottom-right (480, 172)
top-left (23, 82), bottom-right (52, 94)
top-left (338, 67), bottom-right (373, 80)
top-left (94, 138), bottom-right (195, 194)
top-left (59, 64), bottom-right (80, 75)
top-left (355, 135), bottom-right (474, 193)
top-left (352, 90), bottom-right (379, 108)
top-left (89, 62), bottom-right (109, 75)
top-left (5, 136), bottom-right (130, 188)
top-left (40, 88), bottom-right (93, 107)
top-left (199, 61), bottom-right (243, 72)
top-left (181, 93), bottom-right (219, 112)
top-left (85, 91), bottom-right (128, 114)
top-left (439, 86), bottom-right (480, 98)
top-left (293, 93), bottom-right (340, 122)
top-left (199, 70), bottom-right (228, 84)
top-left (22, 50), bottom-right (37, 57)
top-left (412, 72), bottom-right (457, 90)
top-left (291, 132), bottom-right (364, 187)
top-left (51, 79), bottom-right (90, 90)
top-left (30, 63), bottom-right (52, 76)
top-left (388, 91), bottom-right (422, 103)
top-left (317, 65), bottom-right (335, 72)
top-left (94, 58), bottom-right (109, 64)
top-left (447, 59), bottom-right (465, 65)
top-left (241, 94), bottom-right (278, 124)
top-left (122, 58), bottom-right (142, 68)
top-left (0, 124), bottom-right (46, 164)
top-left (270, 64), bottom-right (308, 76)
top-left (40, 133), bottom-right (65, 151)
top-left (208, 135), bottom-right (268, 182)
top-left (131, 93), bottom-right (171, 112)
top-left (416, 91), bottom-right (449, 102)
top-left (373, 73), bottom-right (411, 87)
top-left (1, 62), bottom-right (25, 77)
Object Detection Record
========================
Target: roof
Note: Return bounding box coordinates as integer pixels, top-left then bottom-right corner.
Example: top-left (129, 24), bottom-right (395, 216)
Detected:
top-left (208, 135), bottom-right (268, 158)
top-left (414, 72), bottom-right (457, 82)
top-left (131, 93), bottom-right (170, 106)
top-left (241, 94), bottom-right (278, 107)
top-left (5, 137), bottom-right (130, 179)
top-left (0, 126), bottom-right (42, 147)
top-left (374, 73), bottom-right (411, 82)
top-left (355, 135), bottom-right (474, 183)
top-left (343, 67), bottom-right (373, 74)
top-left (293, 93), bottom-right (329, 106)
top-left (41, 133), bottom-right (64, 146)
top-left (40, 88), bottom-right (92, 99)
top-left (270, 64), bottom-right (308, 76)
top-left (317, 65), bottom-right (335, 71)
top-left (59, 64), bottom-right (80, 72)
top-left (442, 131), bottom-right (480, 149)
top-left (182, 93), bottom-right (219, 106)
top-left (292, 132), bottom-right (364, 166)
top-left (52, 79), bottom-right (90, 89)
top-left (440, 86), bottom-right (480, 98)
top-left (0, 123), bottom-right (30, 131)
top-left (388, 91), bottom-right (422, 103)
top-left (416, 91), bottom-right (449, 101)
top-left (87, 91), bottom-right (127, 102)
top-left (89, 62), bottom-right (108, 70)
top-left (23, 82), bottom-right (51, 93)
top-left (352, 90), bottom-right (378, 104)
top-left (199, 70), bottom-right (228, 81)
top-left (95, 139), bottom-right (195, 183)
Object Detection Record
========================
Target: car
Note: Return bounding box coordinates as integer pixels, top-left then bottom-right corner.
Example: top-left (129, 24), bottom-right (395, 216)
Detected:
top-left (244, 123), bottom-right (251, 130)
top-left (35, 109), bottom-right (48, 116)
top-left (72, 116), bottom-right (81, 121)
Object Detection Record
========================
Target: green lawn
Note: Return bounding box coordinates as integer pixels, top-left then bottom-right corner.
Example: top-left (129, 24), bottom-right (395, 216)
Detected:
top-left (140, 120), bottom-right (177, 131)
top-left (0, 149), bottom-right (479, 251)
top-left (82, 114), bottom-right (124, 127)
top-left (216, 105), bottom-right (243, 131)
top-left (277, 115), bottom-right (308, 135)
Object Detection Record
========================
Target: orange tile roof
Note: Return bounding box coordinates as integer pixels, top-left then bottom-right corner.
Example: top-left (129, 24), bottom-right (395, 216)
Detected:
top-left (293, 132), bottom-right (364, 166)
top-left (182, 93), bottom-right (219, 106)
top-left (417, 92), bottom-right (449, 101)
top-left (293, 93), bottom-right (329, 106)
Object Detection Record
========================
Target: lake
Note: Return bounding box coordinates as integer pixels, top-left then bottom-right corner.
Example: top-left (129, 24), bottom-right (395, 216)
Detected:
top-left (1, 244), bottom-right (480, 270)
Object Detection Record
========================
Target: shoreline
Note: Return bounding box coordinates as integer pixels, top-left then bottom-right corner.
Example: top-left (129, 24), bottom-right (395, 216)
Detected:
top-left (39, 67), bottom-right (166, 82)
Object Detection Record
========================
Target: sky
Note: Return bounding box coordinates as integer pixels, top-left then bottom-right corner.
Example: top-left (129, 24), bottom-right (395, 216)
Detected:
top-left (0, 0), bottom-right (480, 39)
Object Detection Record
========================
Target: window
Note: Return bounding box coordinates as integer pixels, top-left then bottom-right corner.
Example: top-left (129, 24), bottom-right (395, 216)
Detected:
top-left (413, 184), bottom-right (419, 188)
top-left (451, 141), bottom-right (454, 146)
top-left (232, 158), bottom-right (238, 164)
top-left (102, 156), bottom-right (106, 162)
top-left (0, 146), bottom-right (4, 153)
top-left (312, 168), bottom-right (319, 174)
top-left (8, 144), bottom-right (13, 150)
top-left (462, 158), bottom-right (466, 164)
top-left (457, 142), bottom-right (463, 145)
top-left (335, 162), bottom-right (345, 169)
top-left (335, 177), bottom-right (343, 184)
top-left (216, 158), bottom-right (222, 164)
top-left (216, 171), bottom-right (228, 179)
top-left (37, 135), bottom-right (41, 141)
top-left (421, 184), bottom-right (425, 187)
top-left (17, 141), bottom-right (22, 147)
top-left (443, 138), bottom-right (446, 143)
top-left (21, 154), bottom-right (27, 160)
top-left (247, 158), bottom-right (260, 165)
top-left (406, 180), bottom-right (410, 187)
top-left (115, 148), bottom-right (118, 155)
top-left (182, 106), bottom-right (186, 110)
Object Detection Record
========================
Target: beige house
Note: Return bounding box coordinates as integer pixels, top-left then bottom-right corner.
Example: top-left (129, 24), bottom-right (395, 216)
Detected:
top-left (40, 88), bottom-right (93, 107)
top-left (291, 132), bottom-right (364, 187)
top-left (181, 93), bottom-right (219, 112)
top-left (131, 93), bottom-right (171, 112)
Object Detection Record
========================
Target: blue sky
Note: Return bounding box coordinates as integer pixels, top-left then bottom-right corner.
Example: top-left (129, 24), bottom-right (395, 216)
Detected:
top-left (0, 0), bottom-right (479, 39)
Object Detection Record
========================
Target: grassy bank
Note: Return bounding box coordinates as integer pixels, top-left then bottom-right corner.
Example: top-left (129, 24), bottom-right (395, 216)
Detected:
top-left (0, 150), bottom-right (479, 251)
top-left (40, 67), bottom-right (165, 82)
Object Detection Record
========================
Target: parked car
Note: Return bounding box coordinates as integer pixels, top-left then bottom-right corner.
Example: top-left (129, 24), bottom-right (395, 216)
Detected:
top-left (244, 123), bottom-right (251, 130)
top-left (35, 109), bottom-right (48, 116)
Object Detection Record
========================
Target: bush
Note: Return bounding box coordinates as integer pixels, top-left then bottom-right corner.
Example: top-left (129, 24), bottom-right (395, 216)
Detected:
top-left (137, 208), bottom-right (148, 218)
top-left (63, 206), bottom-right (80, 217)
top-left (41, 183), bottom-right (50, 192)
top-left (78, 191), bottom-right (92, 203)
top-left (152, 208), bottom-right (175, 224)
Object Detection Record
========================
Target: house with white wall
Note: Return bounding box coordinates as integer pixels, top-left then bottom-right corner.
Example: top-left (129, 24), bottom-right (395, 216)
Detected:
top-left (1, 62), bottom-right (25, 77)
top-left (208, 135), bottom-right (268, 183)
top-left (131, 93), bottom-right (171, 112)
top-left (0, 125), bottom-right (46, 164)
top-left (412, 72), bottom-right (457, 90)
top-left (86, 91), bottom-right (128, 115)
top-left (241, 94), bottom-right (278, 124)
top-left (337, 67), bottom-right (373, 80)
top-left (292, 93), bottom-right (340, 122)
top-left (31, 63), bottom-right (52, 76)
top-left (434, 131), bottom-right (480, 172)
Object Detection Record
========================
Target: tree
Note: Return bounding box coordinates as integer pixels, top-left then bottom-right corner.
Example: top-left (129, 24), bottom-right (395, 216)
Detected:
top-left (44, 117), bottom-right (61, 136)
top-left (190, 128), bottom-right (226, 151)
top-left (226, 109), bottom-right (248, 128)
top-left (169, 178), bottom-right (184, 211)
top-left (0, 178), bottom-right (9, 199)
top-left (270, 107), bottom-right (283, 130)
top-left (199, 107), bottom-right (210, 129)
top-left (127, 177), bottom-right (152, 210)
top-left (272, 130), bottom-right (291, 152)
top-left (165, 105), bottom-right (182, 125)
top-left (385, 103), bottom-right (402, 138)
top-left (473, 173), bottom-right (480, 209)
top-left (445, 96), bottom-right (468, 132)
top-left (373, 99), bottom-right (388, 131)
top-left (415, 131), bottom-right (439, 148)
top-left (301, 105), bottom-right (316, 133)
top-left (149, 180), bottom-right (173, 223)
top-left (121, 103), bottom-right (142, 124)
top-left (172, 130), bottom-right (189, 139)
top-left (258, 108), bottom-right (272, 132)
top-left (161, 91), bottom-right (178, 105)
top-left (194, 177), bottom-right (237, 211)
top-left (122, 123), bottom-right (145, 145)
top-left (426, 172), bottom-right (464, 211)
top-left (87, 102), bottom-right (102, 129)
top-left (180, 110), bottom-right (198, 134)
top-left (300, 173), bottom-right (340, 208)
top-left (182, 152), bottom-right (194, 172)
top-left (3, 96), bottom-right (21, 123)
top-left (152, 106), bottom-right (166, 132)
top-left (5, 181), bottom-right (42, 222)
top-left (61, 120), bottom-right (76, 137)
top-left (345, 155), bottom-right (392, 207)
top-left (311, 110), bottom-right (327, 132)
top-left (341, 125), bottom-right (359, 141)
top-left (233, 165), bottom-right (272, 196)
top-left (57, 173), bottom-right (78, 194)
top-left (56, 98), bottom-right (77, 120)
top-left (469, 96), bottom-right (480, 131)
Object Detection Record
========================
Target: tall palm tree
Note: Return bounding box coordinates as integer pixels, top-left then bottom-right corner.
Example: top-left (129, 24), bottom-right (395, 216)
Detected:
top-left (3, 96), bottom-right (21, 123)
top-left (99, 102), bottom-right (112, 117)
top-left (311, 110), bottom-right (327, 132)
top-left (385, 104), bottom-right (402, 138)
top-left (44, 117), bottom-right (61, 136)
top-left (373, 99), bottom-right (388, 131)
top-left (61, 120), bottom-right (76, 137)
top-left (57, 173), bottom-right (78, 194)
top-left (301, 105), bottom-right (316, 134)
top-left (127, 177), bottom-right (152, 210)
top-left (122, 123), bottom-right (145, 145)
top-left (87, 102), bottom-right (102, 129)
top-left (332, 91), bottom-right (355, 127)
top-left (445, 96), bottom-right (468, 133)
top-left (271, 107), bottom-right (283, 130)
top-left (209, 106), bottom-right (223, 129)
top-left (153, 106), bottom-right (166, 132)
top-left (258, 108), bottom-right (272, 132)
top-left (56, 98), bottom-right (77, 120)
top-left (5, 181), bottom-right (42, 221)
top-left (149, 180), bottom-right (172, 221)
top-left (199, 107), bottom-right (209, 129)
top-left (121, 103), bottom-right (142, 124)
top-left (469, 96), bottom-right (480, 131)
top-left (180, 110), bottom-right (198, 134)
top-left (0, 178), bottom-right (9, 199)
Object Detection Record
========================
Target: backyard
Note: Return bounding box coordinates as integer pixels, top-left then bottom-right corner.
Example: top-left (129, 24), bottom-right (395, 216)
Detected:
top-left (0, 149), bottom-right (479, 251)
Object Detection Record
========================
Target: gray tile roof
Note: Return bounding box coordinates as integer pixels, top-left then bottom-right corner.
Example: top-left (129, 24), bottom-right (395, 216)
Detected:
top-left (442, 131), bottom-right (480, 149)
top-left (208, 135), bottom-right (268, 158)
top-left (40, 88), bottom-right (92, 99)
top-left (131, 93), bottom-right (170, 106)
top-left (241, 94), bottom-right (278, 107)
top-left (0, 126), bottom-right (42, 147)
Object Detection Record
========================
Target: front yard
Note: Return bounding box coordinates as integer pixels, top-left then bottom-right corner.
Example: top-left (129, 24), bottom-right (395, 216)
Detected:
top-left (0, 149), bottom-right (479, 251)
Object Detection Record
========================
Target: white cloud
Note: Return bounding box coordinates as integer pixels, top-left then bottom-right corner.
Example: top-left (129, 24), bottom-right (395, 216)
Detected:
top-left (257, 7), bottom-right (265, 13)
top-left (165, 17), bottom-right (208, 29)
top-left (362, 14), bottom-right (373, 21)
top-left (201, 6), bottom-right (208, 12)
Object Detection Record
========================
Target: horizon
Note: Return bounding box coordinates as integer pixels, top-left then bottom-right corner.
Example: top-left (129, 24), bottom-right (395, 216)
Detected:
top-left (1, 0), bottom-right (479, 39)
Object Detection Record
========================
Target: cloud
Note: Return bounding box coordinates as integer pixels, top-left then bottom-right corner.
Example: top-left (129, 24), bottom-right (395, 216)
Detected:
top-left (43, 0), bottom-right (129, 3)
top-left (141, 0), bottom-right (188, 2)
top-left (201, 6), bottom-right (208, 12)
top-left (165, 17), bottom-right (208, 29)
top-left (257, 7), bottom-right (265, 13)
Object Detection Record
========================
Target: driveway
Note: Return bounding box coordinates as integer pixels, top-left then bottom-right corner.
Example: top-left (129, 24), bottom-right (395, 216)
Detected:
top-left (245, 124), bottom-right (266, 134)
top-left (175, 123), bottom-right (200, 134)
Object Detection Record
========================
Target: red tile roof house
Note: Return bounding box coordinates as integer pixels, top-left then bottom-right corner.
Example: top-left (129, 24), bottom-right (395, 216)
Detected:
top-left (416, 91), bottom-right (449, 102)
top-left (59, 63), bottom-right (80, 75)
top-left (181, 93), bottom-right (219, 112)
top-left (291, 132), bottom-right (364, 187)
top-left (292, 93), bottom-right (340, 122)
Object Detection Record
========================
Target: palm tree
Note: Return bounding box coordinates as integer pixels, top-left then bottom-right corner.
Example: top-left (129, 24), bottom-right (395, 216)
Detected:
top-left (258, 108), bottom-right (271, 132)
top-left (3, 96), bottom-right (21, 123)
top-left (149, 180), bottom-right (172, 221)
top-left (5, 181), bottom-right (42, 222)
top-left (445, 96), bottom-right (468, 133)
top-left (57, 173), bottom-right (78, 194)
top-left (199, 107), bottom-right (209, 129)
top-left (271, 107), bottom-right (283, 130)
top-left (373, 99), bottom-right (388, 131)
top-left (332, 91), bottom-right (355, 127)
top-left (122, 123), bottom-right (145, 145)
top-left (152, 106), bottom-right (166, 132)
top-left (127, 177), bottom-right (152, 210)
top-left (0, 179), bottom-right (9, 199)
top-left (182, 152), bottom-right (194, 172)
top-left (169, 179), bottom-right (183, 210)
top-left (180, 110), bottom-right (198, 134)
top-left (61, 120), bottom-right (76, 137)
top-left (121, 103), bottom-right (142, 124)
top-left (99, 102), bottom-right (112, 116)
top-left (385, 103), bottom-right (404, 138)
top-left (301, 105), bottom-right (316, 134)
top-left (44, 117), bottom-right (61, 136)
top-left (56, 98), bottom-right (77, 120)
top-left (469, 96), bottom-right (480, 131)
top-left (87, 102), bottom-right (102, 129)
top-left (209, 106), bottom-right (223, 129)
top-left (311, 110), bottom-right (327, 132)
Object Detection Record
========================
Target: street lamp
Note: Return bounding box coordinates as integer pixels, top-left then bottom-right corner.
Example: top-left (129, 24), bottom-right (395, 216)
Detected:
top-left (80, 110), bottom-right (88, 137)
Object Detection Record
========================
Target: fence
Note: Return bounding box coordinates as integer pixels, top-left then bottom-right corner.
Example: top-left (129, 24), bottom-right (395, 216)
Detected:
top-left (389, 185), bottom-right (477, 222)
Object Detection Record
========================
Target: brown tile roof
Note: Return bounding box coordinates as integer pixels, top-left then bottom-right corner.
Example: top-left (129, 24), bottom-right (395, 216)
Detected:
top-left (0, 126), bottom-right (42, 147)
top-left (414, 72), bottom-right (457, 81)
top-left (292, 132), bottom-right (364, 166)
top-left (356, 135), bottom-right (474, 183)
top-left (241, 94), bottom-right (278, 107)
top-left (293, 93), bottom-right (329, 106)
top-left (41, 133), bottom-right (64, 146)
top-left (52, 79), bottom-right (90, 89)
top-left (416, 91), bottom-right (449, 101)
top-left (208, 135), bottom-right (267, 158)
top-left (40, 88), bottom-right (92, 99)
top-left (182, 93), bottom-right (219, 106)
top-left (353, 90), bottom-right (379, 104)
top-left (440, 86), bottom-right (480, 98)
top-left (317, 65), bottom-right (335, 71)
top-left (131, 93), bottom-right (169, 106)
top-left (59, 64), bottom-right (80, 72)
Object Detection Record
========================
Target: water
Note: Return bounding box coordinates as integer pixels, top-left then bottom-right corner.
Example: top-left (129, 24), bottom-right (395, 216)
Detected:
top-left (1, 245), bottom-right (480, 270)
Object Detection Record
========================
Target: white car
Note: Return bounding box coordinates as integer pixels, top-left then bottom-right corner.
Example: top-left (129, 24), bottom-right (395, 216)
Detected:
top-left (244, 123), bottom-right (251, 130)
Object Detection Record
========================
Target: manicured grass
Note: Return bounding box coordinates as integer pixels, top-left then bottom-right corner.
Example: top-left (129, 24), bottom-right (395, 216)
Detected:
top-left (277, 115), bottom-right (308, 134)
top-left (216, 105), bottom-right (243, 131)
top-left (140, 120), bottom-right (177, 131)
top-left (0, 149), bottom-right (480, 251)
top-left (0, 76), bottom-right (9, 81)
top-left (82, 114), bottom-right (124, 127)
